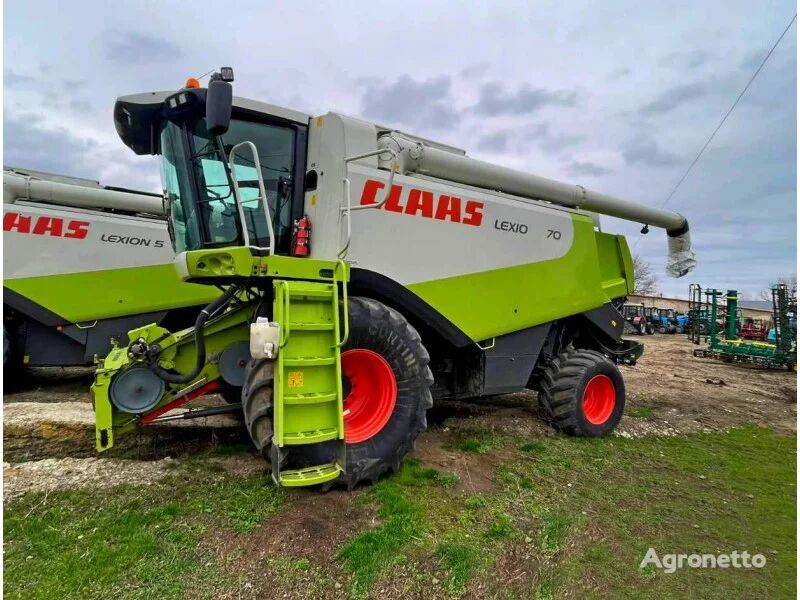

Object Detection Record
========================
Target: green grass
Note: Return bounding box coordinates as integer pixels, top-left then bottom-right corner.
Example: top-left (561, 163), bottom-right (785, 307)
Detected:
top-left (628, 405), bottom-right (656, 418)
top-left (336, 460), bottom-right (457, 598)
top-left (451, 427), bottom-right (506, 455)
top-left (503, 427), bottom-right (797, 599)
top-left (5, 427), bottom-right (795, 599)
top-left (4, 471), bottom-right (284, 600)
top-left (435, 541), bottom-right (481, 595)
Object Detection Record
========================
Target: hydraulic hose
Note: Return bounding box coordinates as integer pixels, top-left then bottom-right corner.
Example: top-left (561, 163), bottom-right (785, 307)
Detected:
top-left (148, 285), bottom-right (241, 384)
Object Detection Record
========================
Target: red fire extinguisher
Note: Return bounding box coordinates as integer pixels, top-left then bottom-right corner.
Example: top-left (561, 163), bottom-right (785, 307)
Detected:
top-left (291, 215), bottom-right (311, 257)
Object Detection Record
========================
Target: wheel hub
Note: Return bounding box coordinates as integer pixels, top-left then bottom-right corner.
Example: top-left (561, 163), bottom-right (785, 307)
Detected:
top-left (341, 349), bottom-right (397, 443)
top-left (582, 374), bottom-right (615, 425)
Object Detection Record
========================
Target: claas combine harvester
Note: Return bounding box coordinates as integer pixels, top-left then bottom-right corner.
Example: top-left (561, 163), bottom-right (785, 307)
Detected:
top-left (93, 68), bottom-right (696, 488)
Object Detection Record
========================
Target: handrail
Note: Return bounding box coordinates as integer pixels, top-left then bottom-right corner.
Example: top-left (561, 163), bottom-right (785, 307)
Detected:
top-left (334, 260), bottom-right (349, 348)
top-left (276, 280), bottom-right (291, 347)
top-left (338, 146), bottom-right (399, 258)
top-left (228, 141), bottom-right (275, 255)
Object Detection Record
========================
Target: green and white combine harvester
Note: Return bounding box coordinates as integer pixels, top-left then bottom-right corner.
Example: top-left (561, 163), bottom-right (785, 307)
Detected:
top-left (91, 68), bottom-right (696, 488)
top-left (3, 166), bottom-right (218, 376)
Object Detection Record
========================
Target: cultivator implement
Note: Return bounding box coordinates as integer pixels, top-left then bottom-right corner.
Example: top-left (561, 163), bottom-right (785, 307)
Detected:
top-left (690, 284), bottom-right (796, 370)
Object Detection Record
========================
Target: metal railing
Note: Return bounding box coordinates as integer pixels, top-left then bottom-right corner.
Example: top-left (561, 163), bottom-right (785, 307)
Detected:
top-left (338, 146), bottom-right (398, 258)
top-left (228, 141), bottom-right (275, 255)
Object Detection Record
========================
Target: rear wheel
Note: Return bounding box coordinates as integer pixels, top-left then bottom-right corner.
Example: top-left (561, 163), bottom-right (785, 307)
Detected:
top-left (537, 348), bottom-right (625, 437)
top-left (637, 322), bottom-right (646, 335)
top-left (242, 296), bottom-right (433, 488)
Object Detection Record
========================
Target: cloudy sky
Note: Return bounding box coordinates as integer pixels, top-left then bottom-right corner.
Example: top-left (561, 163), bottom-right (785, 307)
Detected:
top-left (4, 0), bottom-right (796, 297)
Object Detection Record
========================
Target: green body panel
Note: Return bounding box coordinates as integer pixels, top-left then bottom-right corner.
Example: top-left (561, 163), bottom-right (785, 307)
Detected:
top-left (6, 263), bottom-right (217, 323)
top-left (182, 248), bottom-right (349, 282)
top-left (408, 216), bottom-right (633, 341)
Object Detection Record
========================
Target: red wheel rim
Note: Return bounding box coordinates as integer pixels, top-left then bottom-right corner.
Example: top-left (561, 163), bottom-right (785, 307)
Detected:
top-left (582, 374), bottom-right (616, 425)
top-left (341, 349), bottom-right (397, 443)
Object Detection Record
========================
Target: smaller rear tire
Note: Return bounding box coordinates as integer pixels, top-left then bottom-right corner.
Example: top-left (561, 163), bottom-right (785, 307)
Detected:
top-left (537, 348), bottom-right (625, 437)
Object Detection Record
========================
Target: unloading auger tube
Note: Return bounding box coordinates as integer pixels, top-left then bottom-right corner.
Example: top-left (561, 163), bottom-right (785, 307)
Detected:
top-left (3, 170), bottom-right (164, 215)
top-left (377, 133), bottom-right (696, 278)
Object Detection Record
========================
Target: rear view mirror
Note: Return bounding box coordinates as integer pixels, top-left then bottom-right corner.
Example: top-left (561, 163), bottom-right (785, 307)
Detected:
top-left (206, 70), bottom-right (233, 136)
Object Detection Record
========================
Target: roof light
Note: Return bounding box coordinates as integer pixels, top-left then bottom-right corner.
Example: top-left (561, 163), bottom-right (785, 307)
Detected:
top-left (185, 78), bottom-right (200, 89)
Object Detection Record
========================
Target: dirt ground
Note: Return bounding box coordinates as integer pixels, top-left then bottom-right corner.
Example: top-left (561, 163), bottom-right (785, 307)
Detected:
top-left (3, 333), bottom-right (796, 497)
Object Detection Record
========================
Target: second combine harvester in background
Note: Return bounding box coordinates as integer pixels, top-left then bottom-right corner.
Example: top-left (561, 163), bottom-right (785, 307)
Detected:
top-left (94, 68), bottom-right (696, 488)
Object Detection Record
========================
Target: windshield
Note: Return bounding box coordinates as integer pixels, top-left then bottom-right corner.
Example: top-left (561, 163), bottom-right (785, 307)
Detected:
top-left (160, 118), bottom-right (296, 253)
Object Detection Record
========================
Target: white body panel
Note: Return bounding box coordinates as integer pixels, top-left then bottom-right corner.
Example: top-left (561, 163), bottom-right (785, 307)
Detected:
top-left (344, 165), bottom-right (574, 284)
top-left (4, 201), bottom-right (174, 279)
top-left (305, 113), bottom-right (579, 283)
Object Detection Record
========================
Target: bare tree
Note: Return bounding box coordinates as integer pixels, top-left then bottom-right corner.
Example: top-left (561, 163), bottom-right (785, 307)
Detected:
top-left (758, 275), bottom-right (797, 301)
top-left (632, 254), bottom-right (660, 296)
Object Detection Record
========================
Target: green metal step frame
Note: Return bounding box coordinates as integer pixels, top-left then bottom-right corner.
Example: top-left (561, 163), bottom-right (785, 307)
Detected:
top-left (270, 263), bottom-right (349, 486)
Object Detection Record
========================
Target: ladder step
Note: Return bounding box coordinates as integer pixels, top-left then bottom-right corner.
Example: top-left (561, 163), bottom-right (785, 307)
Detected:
top-left (288, 322), bottom-right (334, 331)
top-left (279, 463), bottom-right (342, 487)
top-left (283, 356), bottom-right (336, 367)
top-left (286, 288), bottom-right (334, 300)
top-left (283, 427), bottom-right (340, 444)
top-left (283, 390), bottom-right (339, 404)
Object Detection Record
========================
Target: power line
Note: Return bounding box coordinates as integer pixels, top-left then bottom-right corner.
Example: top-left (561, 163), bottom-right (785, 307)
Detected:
top-left (633, 12), bottom-right (796, 249)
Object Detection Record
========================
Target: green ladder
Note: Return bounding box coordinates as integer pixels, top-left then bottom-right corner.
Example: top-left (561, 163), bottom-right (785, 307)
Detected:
top-left (270, 277), bottom-right (347, 487)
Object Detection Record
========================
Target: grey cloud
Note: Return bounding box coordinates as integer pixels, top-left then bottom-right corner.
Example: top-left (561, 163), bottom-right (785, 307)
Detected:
top-left (564, 161), bottom-right (612, 177)
top-left (5, 70), bottom-right (38, 88)
top-left (608, 67), bottom-right (631, 81)
top-left (361, 75), bottom-right (459, 130)
top-left (474, 82), bottom-right (576, 116)
top-left (105, 31), bottom-right (182, 64)
top-left (69, 99), bottom-right (92, 112)
top-left (660, 49), bottom-right (711, 69)
top-left (640, 82), bottom-right (708, 115)
top-left (477, 131), bottom-right (508, 152)
top-left (527, 123), bottom-right (585, 153)
top-left (3, 113), bottom-right (98, 177)
top-left (460, 63), bottom-right (489, 79)
top-left (622, 137), bottom-right (681, 167)
top-left (63, 79), bottom-right (88, 89)
top-left (740, 50), bottom-right (764, 71)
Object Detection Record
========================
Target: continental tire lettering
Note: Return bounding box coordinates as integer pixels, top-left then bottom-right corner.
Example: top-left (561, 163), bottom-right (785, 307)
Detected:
top-left (358, 180), bottom-right (484, 227)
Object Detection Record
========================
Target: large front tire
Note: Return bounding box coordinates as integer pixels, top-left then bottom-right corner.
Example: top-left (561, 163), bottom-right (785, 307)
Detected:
top-left (537, 348), bottom-right (625, 437)
top-left (242, 296), bottom-right (433, 488)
